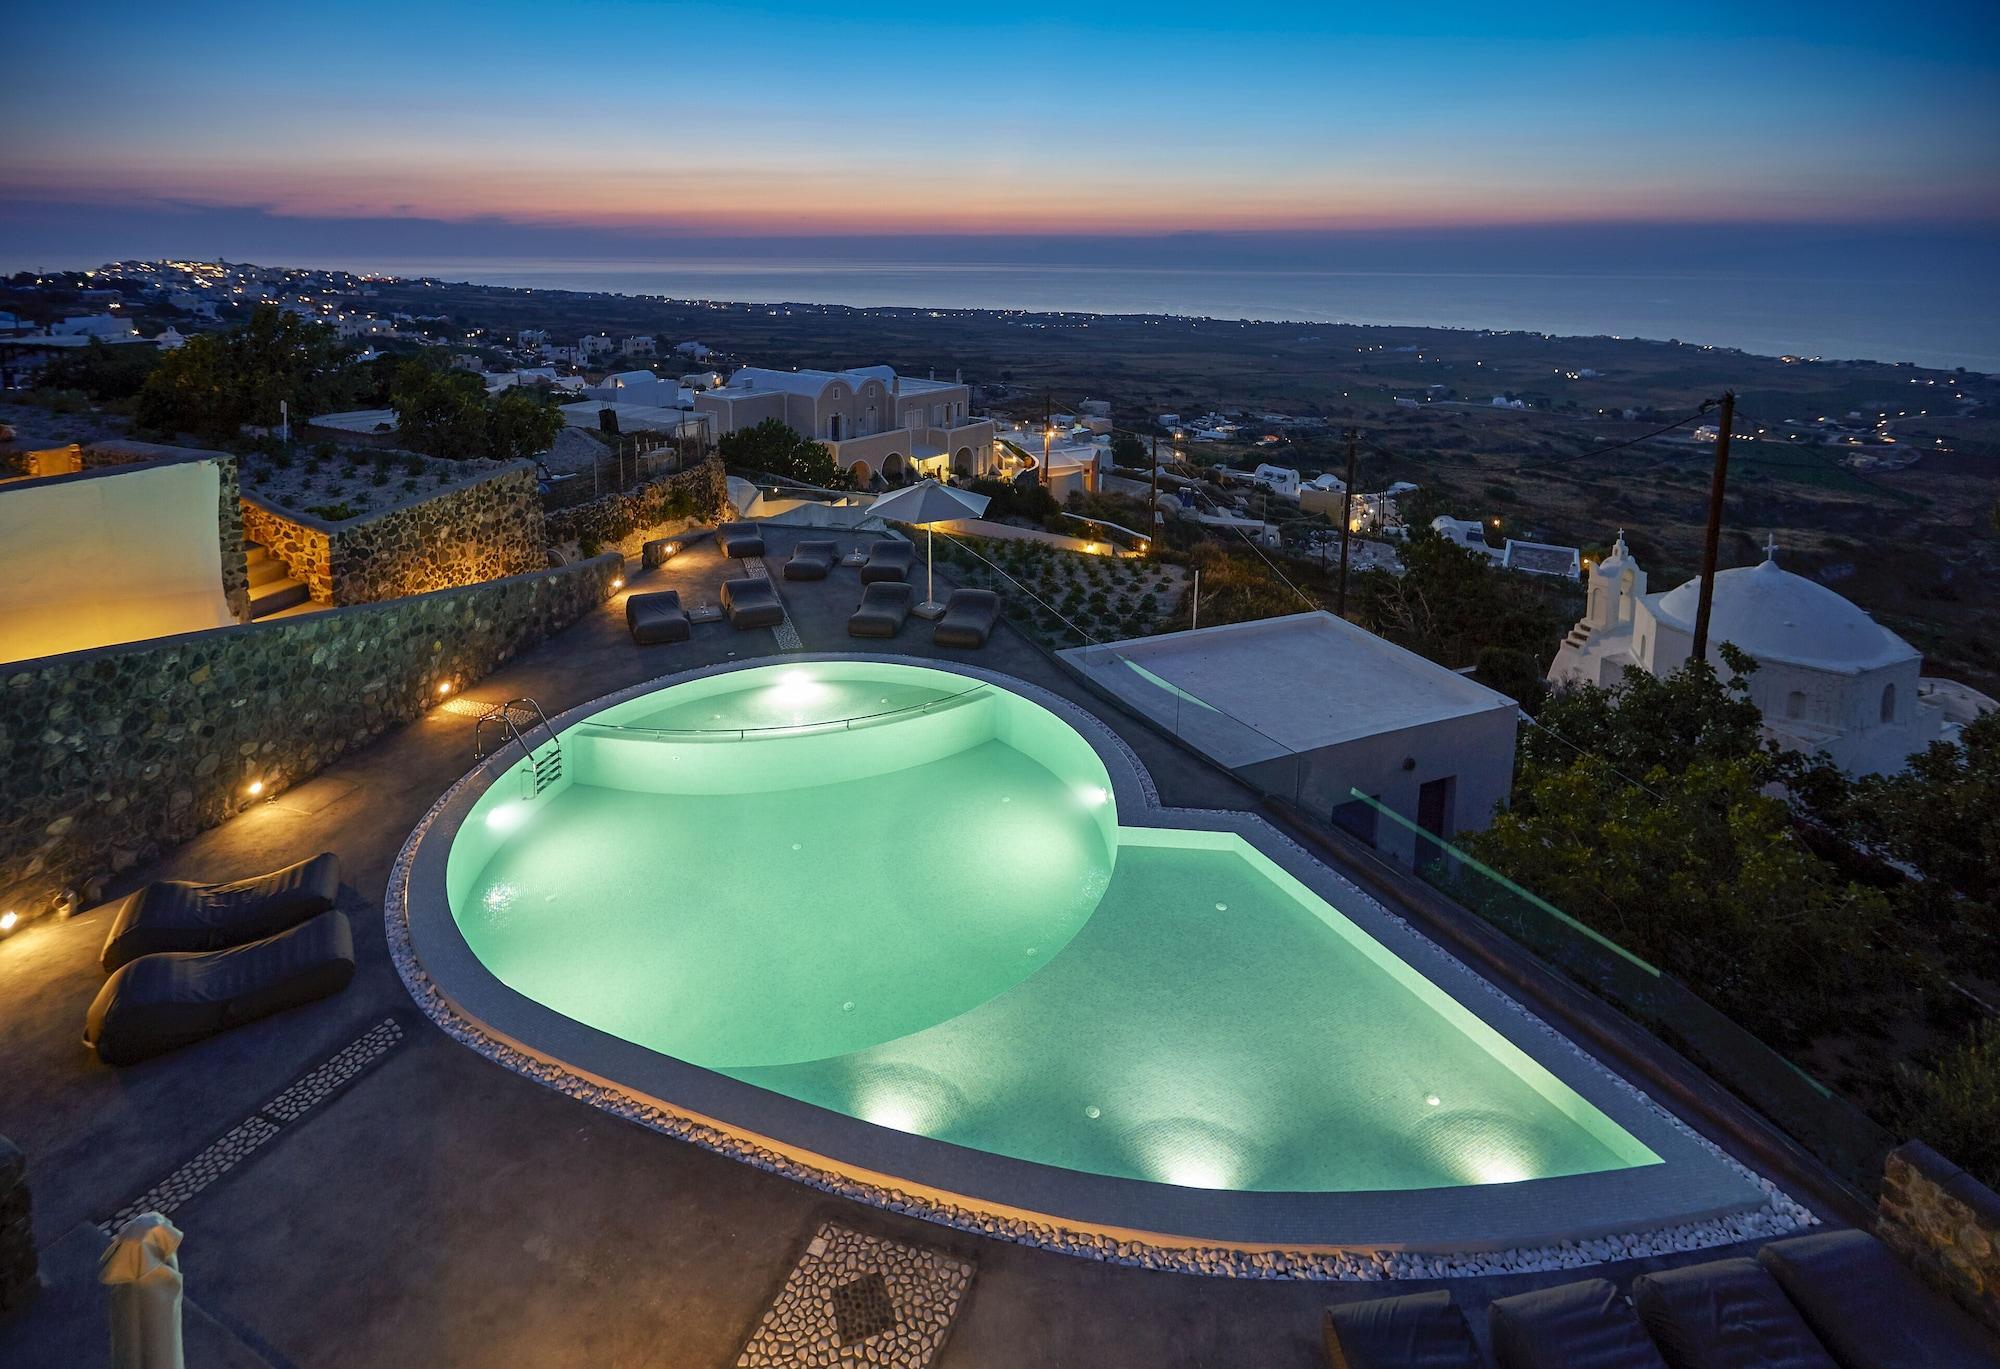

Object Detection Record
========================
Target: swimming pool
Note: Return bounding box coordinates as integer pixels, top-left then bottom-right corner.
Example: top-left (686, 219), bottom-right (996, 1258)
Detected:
top-left (398, 658), bottom-right (1777, 1258)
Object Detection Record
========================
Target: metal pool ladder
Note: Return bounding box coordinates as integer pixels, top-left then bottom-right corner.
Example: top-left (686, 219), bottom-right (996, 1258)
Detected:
top-left (473, 697), bottom-right (563, 795)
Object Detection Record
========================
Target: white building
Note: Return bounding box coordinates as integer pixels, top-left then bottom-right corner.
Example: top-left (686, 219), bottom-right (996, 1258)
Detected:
top-left (674, 340), bottom-right (713, 360)
top-left (621, 335), bottom-right (657, 358)
top-left (1549, 532), bottom-right (1990, 775)
top-left (694, 365), bottom-right (997, 487)
top-left (518, 329), bottom-right (549, 348)
top-left (51, 315), bottom-right (137, 340)
top-left (1432, 516), bottom-right (1503, 561)
top-left (1061, 611), bottom-right (1519, 863)
top-left (578, 335), bottom-right (615, 360)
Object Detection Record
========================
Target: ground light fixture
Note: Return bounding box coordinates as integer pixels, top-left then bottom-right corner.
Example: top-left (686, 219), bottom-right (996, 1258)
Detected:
top-left (0, 911), bottom-right (17, 932)
top-left (246, 779), bottom-right (265, 797)
top-left (437, 681), bottom-right (454, 697)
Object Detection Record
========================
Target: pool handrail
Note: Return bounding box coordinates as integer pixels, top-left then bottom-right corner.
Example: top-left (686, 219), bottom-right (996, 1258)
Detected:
top-left (573, 681), bottom-right (992, 742)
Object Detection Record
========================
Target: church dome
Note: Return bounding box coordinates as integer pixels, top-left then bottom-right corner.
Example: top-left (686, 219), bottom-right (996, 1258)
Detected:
top-left (1651, 557), bottom-right (1916, 673)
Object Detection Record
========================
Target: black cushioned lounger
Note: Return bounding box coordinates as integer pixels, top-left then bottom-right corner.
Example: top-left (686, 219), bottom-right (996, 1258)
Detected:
top-left (1758, 1228), bottom-right (1999, 1368)
top-left (1322, 1291), bottom-right (1483, 1369)
top-left (859, 540), bottom-right (914, 584)
top-left (783, 540), bottom-right (838, 580)
top-left (626, 589), bottom-right (690, 644)
top-left (717, 522), bottom-right (765, 558)
top-left (1630, 1256), bottom-right (1835, 1369)
top-left (932, 588), bottom-right (1001, 648)
top-left (98, 852), bottom-right (340, 972)
top-left (720, 576), bottom-right (785, 629)
top-left (1488, 1278), bottom-right (1668, 1369)
top-left (847, 581), bottom-right (914, 638)
top-left (84, 910), bottom-right (357, 1065)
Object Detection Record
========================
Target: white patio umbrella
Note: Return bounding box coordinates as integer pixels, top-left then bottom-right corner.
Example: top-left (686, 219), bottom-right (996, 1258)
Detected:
top-left (99, 1213), bottom-right (184, 1369)
top-left (867, 479), bottom-right (991, 616)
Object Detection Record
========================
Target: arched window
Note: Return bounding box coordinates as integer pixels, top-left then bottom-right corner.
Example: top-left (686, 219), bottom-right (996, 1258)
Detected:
top-left (1880, 682), bottom-right (1896, 723)
top-left (1787, 689), bottom-right (1808, 720)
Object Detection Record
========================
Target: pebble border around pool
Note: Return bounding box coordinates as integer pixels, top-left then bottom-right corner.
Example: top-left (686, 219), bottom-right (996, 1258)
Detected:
top-left (386, 657), bottom-right (1814, 1280)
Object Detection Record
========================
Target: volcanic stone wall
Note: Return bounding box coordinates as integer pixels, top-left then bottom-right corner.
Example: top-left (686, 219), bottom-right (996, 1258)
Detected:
top-left (1879, 1141), bottom-right (2000, 1333)
top-left (244, 462), bottom-right (546, 605)
top-left (0, 554), bottom-right (621, 923)
top-left (545, 457), bottom-right (729, 553)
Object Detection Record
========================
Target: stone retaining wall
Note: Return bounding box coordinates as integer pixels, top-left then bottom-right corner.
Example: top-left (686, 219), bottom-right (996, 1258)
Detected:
top-left (545, 457), bottom-right (729, 553)
top-left (81, 440), bottom-right (249, 621)
top-left (1879, 1140), bottom-right (2000, 1332)
top-left (242, 462), bottom-right (546, 606)
top-left (0, 555), bottom-right (621, 923)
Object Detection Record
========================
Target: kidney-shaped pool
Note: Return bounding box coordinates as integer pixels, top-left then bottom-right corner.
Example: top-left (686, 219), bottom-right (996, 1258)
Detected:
top-left (397, 657), bottom-right (1782, 1262)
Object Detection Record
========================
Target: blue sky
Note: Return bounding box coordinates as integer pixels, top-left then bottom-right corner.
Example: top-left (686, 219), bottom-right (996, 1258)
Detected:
top-left (3, 1), bottom-right (1997, 261)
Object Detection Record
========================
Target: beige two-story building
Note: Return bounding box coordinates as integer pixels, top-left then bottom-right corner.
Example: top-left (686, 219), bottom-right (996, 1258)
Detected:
top-left (693, 365), bottom-right (998, 487)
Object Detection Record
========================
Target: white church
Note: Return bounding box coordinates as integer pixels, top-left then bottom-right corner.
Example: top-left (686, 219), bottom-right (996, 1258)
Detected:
top-left (1549, 531), bottom-right (1994, 775)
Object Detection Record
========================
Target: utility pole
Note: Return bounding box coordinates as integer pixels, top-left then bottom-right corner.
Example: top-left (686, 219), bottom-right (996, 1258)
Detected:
top-left (1335, 428), bottom-right (1359, 617)
top-left (1691, 390), bottom-right (1735, 666)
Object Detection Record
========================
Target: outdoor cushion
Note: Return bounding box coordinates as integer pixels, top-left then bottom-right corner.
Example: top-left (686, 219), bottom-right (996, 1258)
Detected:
top-left (783, 540), bottom-right (838, 580)
top-left (933, 588), bottom-right (1002, 648)
top-left (1323, 1290), bottom-right (1483, 1369)
top-left (1630, 1256), bottom-right (1835, 1369)
top-left (717, 522), bottom-right (765, 558)
top-left (626, 590), bottom-right (689, 644)
top-left (847, 581), bottom-right (914, 639)
top-left (1489, 1278), bottom-right (1668, 1369)
top-left (1758, 1228), bottom-right (1998, 1368)
top-left (84, 910), bottom-right (357, 1066)
top-left (859, 540), bottom-right (914, 583)
top-left (98, 853), bottom-right (340, 972)
top-left (720, 576), bottom-right (785, 629)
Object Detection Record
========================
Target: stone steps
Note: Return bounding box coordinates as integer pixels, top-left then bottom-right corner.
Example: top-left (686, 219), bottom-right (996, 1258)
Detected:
top-left (245, 541), bottom-right (311, 619)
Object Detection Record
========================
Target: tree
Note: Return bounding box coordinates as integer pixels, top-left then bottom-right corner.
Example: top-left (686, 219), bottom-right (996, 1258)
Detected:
top-left (718, 417), bottom-right (845, 488)
top-left (1842, 711), bottom-right (2000, 970)
top-left (1354, 526), bottom-right (1572, 694)
top-left (1109, 431), bottom-right (1146, 468)
top-left (389, 361), bottom-right (488, 457)
top-left (487, 386), bottom-right (565, 463)
top-left (136, 304), bottom-right (347, 438)
top-left (39, 338), bottom-right (160, 401)
top-left (1896, 1018), bottom-right (2000, 1188)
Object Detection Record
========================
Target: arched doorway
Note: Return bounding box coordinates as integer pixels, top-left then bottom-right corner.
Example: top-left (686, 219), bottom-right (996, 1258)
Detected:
top-left (1880, 682), bottom-right (1896, 723)
top-left (954, 447), bottom-right (973, 476)
top-left (883, 453), bottom-right (906, 483)
top-left (848, 460), bottom-right (872, 489)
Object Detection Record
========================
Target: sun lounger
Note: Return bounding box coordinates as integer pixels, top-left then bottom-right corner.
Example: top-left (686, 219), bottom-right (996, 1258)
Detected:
top-left (932, 588), bottom-right (1001, 648)
top-left (859, 540), bottom-right (914, 584)
top-left (720, 576), bottom-right (785, 629)
top-left (84, 910), bottom-right (357, 1065)
top-left (847, 581), bottom-right (915, 639)
top-left (1757, 1228), bottom-right (1998, 1368)
top-left (1629, 1257), bottom-right (1833, 1369)
top-left (1322, 1290), bottom-right (1483, 1369)
top-left (98, 853), bottom-right (340, 972)
top-left (783, 540), bottom-right (838, 580)
top-left (717, 522), bottom-right (765, 559)
top-left (626, 589), bottom-right (690, 644)
top-left (1488, 1278), bottom-right (1668, 1369)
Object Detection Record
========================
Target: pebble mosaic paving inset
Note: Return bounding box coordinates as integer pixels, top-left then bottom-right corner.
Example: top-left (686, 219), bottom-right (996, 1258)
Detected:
top-left (748, 556), bottom-right (807, 651)
top-left (98, 1016), bottom-right (407, 1234)
top-left (736, 1222), bottom-right (974, 1368)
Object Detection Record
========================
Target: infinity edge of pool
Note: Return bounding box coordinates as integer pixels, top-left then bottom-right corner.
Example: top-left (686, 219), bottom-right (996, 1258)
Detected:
top-left (393, 655), bottom-right (1794, 1262)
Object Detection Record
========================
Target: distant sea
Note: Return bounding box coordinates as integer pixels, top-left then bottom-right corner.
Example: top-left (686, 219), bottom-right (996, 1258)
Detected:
top-left (338, 256), bottom-right (2000, 372)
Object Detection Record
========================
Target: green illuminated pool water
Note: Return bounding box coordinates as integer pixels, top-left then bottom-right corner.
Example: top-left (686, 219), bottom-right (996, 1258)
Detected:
top-left (446, 662), bottom-right (1656, 1193)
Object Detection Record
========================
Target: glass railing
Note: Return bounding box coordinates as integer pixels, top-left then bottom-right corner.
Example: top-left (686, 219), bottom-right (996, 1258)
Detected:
top-left (574, 683), bottom-right (991, 742)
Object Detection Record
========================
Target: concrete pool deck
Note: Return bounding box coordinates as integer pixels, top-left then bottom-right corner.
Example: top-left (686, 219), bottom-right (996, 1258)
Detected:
top-left (0, 525), bottom-right (1860, 1366)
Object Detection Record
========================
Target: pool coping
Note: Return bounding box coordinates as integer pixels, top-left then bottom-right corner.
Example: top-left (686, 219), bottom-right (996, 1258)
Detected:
top-left (389, 654), bottom-right (1813, 1277)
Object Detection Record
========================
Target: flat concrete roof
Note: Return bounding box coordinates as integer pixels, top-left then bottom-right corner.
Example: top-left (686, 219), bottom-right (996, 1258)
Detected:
top-left (1062, 612), bottom-right (1519, 766)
